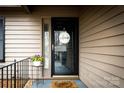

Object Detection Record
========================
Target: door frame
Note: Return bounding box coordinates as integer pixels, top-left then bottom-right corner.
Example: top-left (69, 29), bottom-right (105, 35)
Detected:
top-left (51, 17), bottom-right (79, 77)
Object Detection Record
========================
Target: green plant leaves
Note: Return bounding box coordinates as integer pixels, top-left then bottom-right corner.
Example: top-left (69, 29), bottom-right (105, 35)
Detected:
top-left (31, 55), bottom-right (44, 62)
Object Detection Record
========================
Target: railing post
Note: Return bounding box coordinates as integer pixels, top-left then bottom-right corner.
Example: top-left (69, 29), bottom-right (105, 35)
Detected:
top-left (17, 62), bottom-right (19, 88)
top-left (20, 61), bottom-right (21, 88)
top-left (14, 59), bottom-right (16, 88)
top-left (10, 65), bottom-right (12, 88)
top-left (1, 68), bottom-right (3, 88)
top-left (42, 62), bottom-right (44, 84)
top-left (6, 67), bottom-right (8, 88)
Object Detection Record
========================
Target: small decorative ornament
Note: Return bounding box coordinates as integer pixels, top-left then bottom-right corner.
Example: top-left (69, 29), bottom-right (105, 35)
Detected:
top-left (59, 31), bottom-right (70, 44)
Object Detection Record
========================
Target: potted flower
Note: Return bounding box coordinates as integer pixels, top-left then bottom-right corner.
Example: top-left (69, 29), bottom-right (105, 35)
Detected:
top-left (31, 53), bottom-right (44, 66)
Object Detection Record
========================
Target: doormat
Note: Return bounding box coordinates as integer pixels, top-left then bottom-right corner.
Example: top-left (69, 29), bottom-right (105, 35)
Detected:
top-left (24, 80), bottom-right (78, 88)
top-left (51, 80), bottom-right (77, 88)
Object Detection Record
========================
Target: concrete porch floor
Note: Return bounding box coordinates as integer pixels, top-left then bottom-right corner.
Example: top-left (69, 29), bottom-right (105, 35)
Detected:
top-left (32, 80), bottom-right (87, 88)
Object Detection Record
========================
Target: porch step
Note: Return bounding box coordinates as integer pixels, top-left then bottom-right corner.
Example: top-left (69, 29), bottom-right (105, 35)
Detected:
top-left (52, 75), bottom-right (79, 80)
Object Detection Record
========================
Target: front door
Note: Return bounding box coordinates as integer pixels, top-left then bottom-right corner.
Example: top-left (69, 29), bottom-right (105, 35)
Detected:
top-left (51, 17), bottom-right (79, 76)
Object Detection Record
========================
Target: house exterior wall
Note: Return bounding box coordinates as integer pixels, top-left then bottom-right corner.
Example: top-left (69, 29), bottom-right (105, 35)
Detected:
top-left (2, 6), bottom-right (124, 87)
top-left (79, 6), bottom-right (124, 87)
top-left (5, 16), bottom-right (41, 62)
top-left (0, 6), bottom-right (79, 79)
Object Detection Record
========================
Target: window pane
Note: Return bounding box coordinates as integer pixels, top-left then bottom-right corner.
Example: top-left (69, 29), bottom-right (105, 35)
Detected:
top-left (42, 19), bottom-right (50, 69)
top-left (0, 17), bottom-right (4, 62)
top-left (0, 29), bottom-right (3, 39)
top-left (0, 19), bottom-right (3, 27)
top-left (0, 41), bottom-right (3, 60)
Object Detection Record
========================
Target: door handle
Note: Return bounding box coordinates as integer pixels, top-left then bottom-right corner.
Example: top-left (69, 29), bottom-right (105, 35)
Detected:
top-left (52, 44), bottom-right (54, 50)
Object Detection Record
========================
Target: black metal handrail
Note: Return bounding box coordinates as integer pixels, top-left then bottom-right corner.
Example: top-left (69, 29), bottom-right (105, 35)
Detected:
top-left (0, 57), bottom-right (31, 88)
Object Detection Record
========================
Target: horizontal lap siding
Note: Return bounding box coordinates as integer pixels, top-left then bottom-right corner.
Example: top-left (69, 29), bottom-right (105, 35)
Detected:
top-left (5, 16), bottom-right (41, 63)
top-left (79, 6), bottom-right (124, 88)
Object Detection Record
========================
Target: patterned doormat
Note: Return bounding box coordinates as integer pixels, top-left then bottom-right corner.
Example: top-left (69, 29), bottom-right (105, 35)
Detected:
top-left (51, 80), bottom-right (77, 88)
top-left (24, 80), bottom-right (78, 88)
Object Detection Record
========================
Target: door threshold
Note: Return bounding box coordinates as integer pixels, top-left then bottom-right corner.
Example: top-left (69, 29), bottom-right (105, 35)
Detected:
top-left (52, 75), bottom-right (79, 80)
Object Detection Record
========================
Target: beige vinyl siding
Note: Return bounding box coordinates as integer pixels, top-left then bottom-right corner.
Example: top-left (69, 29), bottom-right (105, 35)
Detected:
top-left (79, 6), bottom-right (124, 87)
top-left (5, 16), bottom-right (41, 63)
top-left (3, 6), bottom-right (79, 63)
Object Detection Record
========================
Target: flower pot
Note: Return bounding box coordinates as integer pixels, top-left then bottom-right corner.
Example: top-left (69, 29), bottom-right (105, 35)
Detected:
top-left (33, 61), bottom-right (41, 66)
